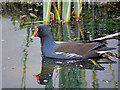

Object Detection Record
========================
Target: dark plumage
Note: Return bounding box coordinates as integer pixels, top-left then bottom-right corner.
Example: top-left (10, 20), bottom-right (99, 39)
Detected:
top-left (31, 25), bottom-right (115, 60)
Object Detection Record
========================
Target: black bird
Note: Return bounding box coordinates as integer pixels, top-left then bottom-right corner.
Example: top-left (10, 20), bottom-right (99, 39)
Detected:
top-left (31, 25), bottom-right (115, 60)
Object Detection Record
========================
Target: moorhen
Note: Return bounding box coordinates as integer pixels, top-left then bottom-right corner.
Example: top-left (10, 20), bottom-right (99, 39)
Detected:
top-left (31, 25), bottom-right (115, 60)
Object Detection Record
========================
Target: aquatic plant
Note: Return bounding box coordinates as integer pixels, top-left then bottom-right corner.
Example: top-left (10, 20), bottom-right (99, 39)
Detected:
top-left (74, 0), bottom-right (82, 21)
top-left (62, 0), bottom-right (71, 22)
top-left (58, 0), bottom-right (62, 18)
top-left (43, 0), bottom-right (52, 24)
top-left (53, 0), bottom-right (61, 23)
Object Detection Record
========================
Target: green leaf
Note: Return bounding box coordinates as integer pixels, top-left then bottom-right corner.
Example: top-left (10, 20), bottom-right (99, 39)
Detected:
top-left (62, 0), bottom-right (71, 22)
top-left (53, 0), bottom-right (61, 23)
top-left (43, 0), bottom-right (52, 24)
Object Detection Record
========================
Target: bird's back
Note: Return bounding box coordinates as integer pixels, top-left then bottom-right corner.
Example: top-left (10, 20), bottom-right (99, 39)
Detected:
top-left (55, 42), bottom-right (104, 56)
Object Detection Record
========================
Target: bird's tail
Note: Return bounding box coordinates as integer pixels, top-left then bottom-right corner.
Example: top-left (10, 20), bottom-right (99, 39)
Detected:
top-left (96, 47), bottom-right (116, 54)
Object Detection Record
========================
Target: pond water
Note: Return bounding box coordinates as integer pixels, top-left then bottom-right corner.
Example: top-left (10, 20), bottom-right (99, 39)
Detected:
top-left (1, 2), bottom-right (120, 89)
top-left (2, 18), bottom-right (119, 88)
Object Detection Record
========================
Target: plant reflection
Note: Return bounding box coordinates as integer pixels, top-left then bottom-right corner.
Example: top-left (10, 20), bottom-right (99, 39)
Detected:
top-left (109, 64), bottom-right (118, 88)
top-left (21, 25), bottom-right (35, 88)
top-left (62, 23), bottom-right (72, 41)
top-left (34, 57), bottom-right (105, 88)
top-left (92, 70), bottom-right (99, 88)
top-left (77, 22), bottom-right (84, 41)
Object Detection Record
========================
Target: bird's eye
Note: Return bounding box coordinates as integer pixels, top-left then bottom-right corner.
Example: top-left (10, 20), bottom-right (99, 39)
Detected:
top-left (40, 29), bottom-right (43, 32)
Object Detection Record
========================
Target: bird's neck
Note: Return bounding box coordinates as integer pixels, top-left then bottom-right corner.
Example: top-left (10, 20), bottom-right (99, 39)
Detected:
top-left (40, 35), bottom-right (57, 56)
top-left (41, 35), bottom-right (55, 46)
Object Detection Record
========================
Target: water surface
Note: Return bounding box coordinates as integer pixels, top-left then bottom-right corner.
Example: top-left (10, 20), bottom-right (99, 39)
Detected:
top-left (2, 18), bottom-right (119, 88)
top-left (2, 2), bottom-right (120, 89)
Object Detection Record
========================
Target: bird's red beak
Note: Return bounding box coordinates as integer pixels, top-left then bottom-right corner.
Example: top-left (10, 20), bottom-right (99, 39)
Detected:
top-left (31, 28), bottom-right (38, 38)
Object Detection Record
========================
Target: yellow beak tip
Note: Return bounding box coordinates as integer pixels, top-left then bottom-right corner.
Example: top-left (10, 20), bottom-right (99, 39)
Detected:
top-left (31, 36), bottom-right (34, 38)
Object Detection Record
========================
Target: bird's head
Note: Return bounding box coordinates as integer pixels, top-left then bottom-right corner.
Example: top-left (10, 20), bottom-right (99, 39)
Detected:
top-left (31, 25), bottom-right (51, 38)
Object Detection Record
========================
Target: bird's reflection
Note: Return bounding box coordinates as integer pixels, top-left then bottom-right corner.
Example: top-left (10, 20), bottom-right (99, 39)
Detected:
top-left (33, 56), bottom-right (116, 88)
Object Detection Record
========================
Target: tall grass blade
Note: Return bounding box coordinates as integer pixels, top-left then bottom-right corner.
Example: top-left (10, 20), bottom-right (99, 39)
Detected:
top-left (62, 0), bottom-right (71, 22)
top-left (53, 0), bottom-right (61, 23)
top-left (74, 0), bottom-right (82, 21)
top-left (43, 1), bottom-right (47, 23)
top-left (58, 0), bottom-right (62, 18)
top-left (43, 0), bottom-right (52, 24)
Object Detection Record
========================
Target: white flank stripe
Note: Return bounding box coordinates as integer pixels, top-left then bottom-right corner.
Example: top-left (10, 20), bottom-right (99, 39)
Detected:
top-left (55, 52), bottom-right (82, 58)
top-left (97, 51), bottom-right (110, 54)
